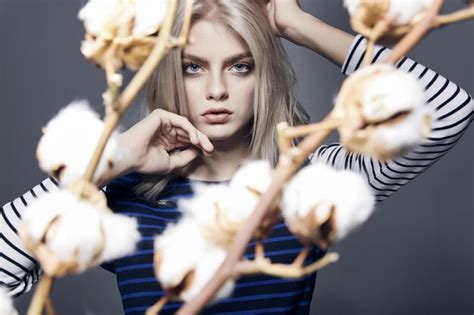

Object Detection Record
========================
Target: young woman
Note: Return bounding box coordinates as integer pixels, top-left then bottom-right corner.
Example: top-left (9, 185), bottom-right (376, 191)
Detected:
top-left (2, 0), bottom-right (472, 314)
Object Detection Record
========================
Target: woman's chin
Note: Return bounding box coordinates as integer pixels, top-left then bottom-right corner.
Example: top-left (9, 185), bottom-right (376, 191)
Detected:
top-left (200, 124), bottom-right (241, 142)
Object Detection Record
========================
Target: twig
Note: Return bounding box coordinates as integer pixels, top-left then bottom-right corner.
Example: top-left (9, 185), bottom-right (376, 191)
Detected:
top-left (27, 274), bottom-right (54, 315)
top-left (82, 0), bottom-right (185, 183)
top-left (435, 6), bottom-right (474, 27)
top-left (282, 118), bottom-right (341, 139)
top-left (255, 241), bottom-right (265, 261)
top-left (235, 252), bottom-right (339, 278)
top-left (45, 296), bottom-right (56, 315)
top-left (146, 295), bottom-right (170, 315)
top-left (363, 18), bottom-right (392, 67)
top-left (292, 246), bottom-right (309, 267)
top-left (177, 113), bottom-right (335, 314)
top-left (385, 0), bottom-right (445, 64)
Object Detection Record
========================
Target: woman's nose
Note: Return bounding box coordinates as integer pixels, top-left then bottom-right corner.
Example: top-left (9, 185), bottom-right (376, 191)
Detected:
top-left (206, 73), bottom-right (229, 101)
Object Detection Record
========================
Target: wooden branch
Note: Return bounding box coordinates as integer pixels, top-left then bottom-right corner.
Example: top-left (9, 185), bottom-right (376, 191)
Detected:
top-left (385, 0), bottom-right (445, 64)
top-left (435, 6), bottom-right (474, 27)
top-left (82, 0), bottom-right (182, 183)
top-left (177, 113), bottom-right (336, 314)
top-left (27, 274), bottom-right (54, 315)
top-left (235, 252), bottom-right (339, 278)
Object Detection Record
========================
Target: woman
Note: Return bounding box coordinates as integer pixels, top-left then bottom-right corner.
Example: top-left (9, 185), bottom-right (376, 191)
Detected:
top-left (2, 0), bottom-right (472, 314)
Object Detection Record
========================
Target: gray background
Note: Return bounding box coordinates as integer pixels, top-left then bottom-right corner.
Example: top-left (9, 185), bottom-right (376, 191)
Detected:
top-left (0, 1), bottom-right (472, 314)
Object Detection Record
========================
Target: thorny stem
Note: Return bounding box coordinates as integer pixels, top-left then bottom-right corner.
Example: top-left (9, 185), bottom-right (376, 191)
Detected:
top-left (27, 274), bottom-right (54, 315)
top-left (385, 0), bottom-right (445, 64)
top-left (178, 113), bottom-right (335, 314)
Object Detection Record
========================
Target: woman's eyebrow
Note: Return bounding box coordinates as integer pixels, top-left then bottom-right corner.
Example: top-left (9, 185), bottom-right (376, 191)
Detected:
top-left (182, 52), bottom-right (253, 66)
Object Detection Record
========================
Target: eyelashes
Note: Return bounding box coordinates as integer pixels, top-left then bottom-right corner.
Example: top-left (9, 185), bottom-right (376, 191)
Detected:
top-left (182, 62), bottom-right (254, 76)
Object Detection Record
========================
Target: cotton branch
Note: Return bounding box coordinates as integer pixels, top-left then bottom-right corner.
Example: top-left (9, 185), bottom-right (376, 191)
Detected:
top-left (177, 114), bottom-right (338, 314)
top-left (82, 0), bottom-right (194, 184)
top-left (385, 0), bottom-right (444, 64)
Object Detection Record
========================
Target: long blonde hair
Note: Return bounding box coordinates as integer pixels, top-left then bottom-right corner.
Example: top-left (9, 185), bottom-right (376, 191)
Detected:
top-left (134, 0), bottom-right (309, 204)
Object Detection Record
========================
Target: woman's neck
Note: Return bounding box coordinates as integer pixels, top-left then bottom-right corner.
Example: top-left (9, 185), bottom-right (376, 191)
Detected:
top-left (184, 129), bottom-right (252, 182)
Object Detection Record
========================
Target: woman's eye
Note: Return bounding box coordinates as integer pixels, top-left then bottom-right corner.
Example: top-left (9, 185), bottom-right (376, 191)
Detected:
top-left (183, 63), bottom-right (202, 74)
top-left (231, 63), bottom-right (251, 74)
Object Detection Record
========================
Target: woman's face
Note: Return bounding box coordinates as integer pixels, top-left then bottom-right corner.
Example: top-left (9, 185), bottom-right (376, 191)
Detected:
top-left (182, 19), bottom-right (256, 142)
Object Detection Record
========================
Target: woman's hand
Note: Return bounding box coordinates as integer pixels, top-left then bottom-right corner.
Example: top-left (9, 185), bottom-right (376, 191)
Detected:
top-left (264, 0), bottom-right (304, 39)
top-left (96, 109), bottom-right (214, 186)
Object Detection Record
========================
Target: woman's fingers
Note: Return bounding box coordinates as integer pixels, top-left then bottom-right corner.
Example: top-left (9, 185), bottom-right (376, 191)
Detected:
top-left (168, 148), bottom-right (200, 170)
top-left (174, 128), bottom-right (213, 153)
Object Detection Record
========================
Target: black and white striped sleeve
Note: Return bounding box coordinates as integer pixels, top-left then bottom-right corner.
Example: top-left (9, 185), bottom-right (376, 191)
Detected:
top-left (312, 35), bottom-right (473, 203)
top-left (0, 177), bottom-right (59, 297)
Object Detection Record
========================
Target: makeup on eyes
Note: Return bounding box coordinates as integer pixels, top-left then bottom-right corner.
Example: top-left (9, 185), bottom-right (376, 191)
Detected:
top-left (182, 51), bottom-right (255, 76)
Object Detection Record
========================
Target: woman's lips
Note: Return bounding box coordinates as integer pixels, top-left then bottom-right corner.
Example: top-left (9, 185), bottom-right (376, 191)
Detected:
top-left (202, 112), bottom-right (231, 124)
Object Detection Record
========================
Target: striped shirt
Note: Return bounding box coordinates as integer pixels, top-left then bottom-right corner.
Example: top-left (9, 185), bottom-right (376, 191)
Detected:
top-left (1, 35), bottom-right (472, 314)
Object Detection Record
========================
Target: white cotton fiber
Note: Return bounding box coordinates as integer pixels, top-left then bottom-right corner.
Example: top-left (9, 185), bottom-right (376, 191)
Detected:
top-left (133, 0), bottom-right (169, 36)
top-left (388, 0), bottom-right (434, 25)
top-left (154, 217), bottom-right (210, 289)
top-left (21, 190), bottom-right (76, 242)
top-left (361, 66), bottom-right (426, 123)
top-left (36, 100), bottom-right (118, 186)
top-left (230, 160), bottom-right (273, 194)
top-left (179, 246), bottom-right (235, 303)
top-left (98, 211), bottom-right (140, 262)
top-left (0, 286), bottom-right (18, 315)
top-left (45, 205), bottom-right (103, 272)
top-left (282, 163), bottom-right (375, 242)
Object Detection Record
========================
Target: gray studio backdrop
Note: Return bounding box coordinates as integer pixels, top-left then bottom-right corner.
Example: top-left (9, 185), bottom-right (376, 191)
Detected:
top-left (1, 1), bottom-right (472, 314)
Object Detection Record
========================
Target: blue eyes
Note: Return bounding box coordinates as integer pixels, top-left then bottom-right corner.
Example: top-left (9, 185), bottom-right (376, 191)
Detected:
top-left (182, 62), bottom-right (252, 75)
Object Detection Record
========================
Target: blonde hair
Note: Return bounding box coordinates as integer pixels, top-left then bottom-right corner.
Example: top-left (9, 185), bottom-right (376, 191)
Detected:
top-left (134, 0), bottom-right (309, 204)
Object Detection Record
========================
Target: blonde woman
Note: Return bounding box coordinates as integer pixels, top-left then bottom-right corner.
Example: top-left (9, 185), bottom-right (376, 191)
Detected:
top-left (2, 0), bottom-right (472, 314)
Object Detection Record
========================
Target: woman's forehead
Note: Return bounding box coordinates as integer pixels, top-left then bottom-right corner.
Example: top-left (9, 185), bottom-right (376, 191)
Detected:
top-left (184, 19), bottom-right (251, 60)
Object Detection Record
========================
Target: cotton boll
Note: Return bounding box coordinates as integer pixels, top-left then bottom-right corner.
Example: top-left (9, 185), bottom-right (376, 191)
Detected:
top-left (36, 100), bottom-right (118, 186)
top-left (371, 106), bottom-right (433, 154)
top-left (343, 0), bottom-right (360, 16)
top-left (282, 163), bottom-right (375, 246)
top-left (21, 190), bottom-right (74, 242)
top-left (179, 246), bottom-right (235, 303)
top-left (388, 0), bottom-right (434, 25)
top-left (78, 0), bottom-right (134, 39)
top-left (133, 0), bottom-right (169, 36)
top-left (361, 68), bottom-right (425, 123)
top-left (78, 0), bottom-right (125, 38)
top-left (334, 64), bottom-right (432, 161)
top-left (180, 183), bottom-right (264, 246)
top-left (19, 189), bottom-right (116, 276)
top-left (0, 286), bottom-right (18, 315)
top-left (327, 170), bottom-right (375, 240)
top-left (99, 212), bottom-right (140, 262)
top-left (45, 206), bottom-right (104, 272)
top-left (230, 160), bottom-right (273, 194)
top-left (344, 0), bottom-right (433, 37)
top-left (179, 183), bottom-right (233, 231)
top-left (282, 164), bottom-right (335, 223)
top-left (154, 218), bottom-right (210, 290)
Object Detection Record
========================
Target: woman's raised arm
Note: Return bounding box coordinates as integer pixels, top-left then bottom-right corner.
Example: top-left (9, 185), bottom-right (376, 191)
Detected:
top-left (313, 35), bottom-right (473, 202)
